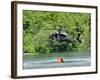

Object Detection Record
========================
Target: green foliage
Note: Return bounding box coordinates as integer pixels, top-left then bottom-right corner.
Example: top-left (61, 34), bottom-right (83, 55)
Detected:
top-left (23, 10), bottom-right (91, 54)
top-left (23, 31), bottom-right (35, 53)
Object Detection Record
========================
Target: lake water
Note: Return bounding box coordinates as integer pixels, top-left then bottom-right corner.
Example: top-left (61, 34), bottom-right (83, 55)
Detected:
top-left (23, 51), bottom-right (91, 69)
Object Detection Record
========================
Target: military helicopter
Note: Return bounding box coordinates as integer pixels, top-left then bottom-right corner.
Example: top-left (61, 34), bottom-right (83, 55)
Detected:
top-left (49, 24), bottom-right (82, 44)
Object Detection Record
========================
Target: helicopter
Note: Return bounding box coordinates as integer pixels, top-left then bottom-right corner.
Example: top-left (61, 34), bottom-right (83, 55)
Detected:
top-left (49, 25), bottom-right (82, 44)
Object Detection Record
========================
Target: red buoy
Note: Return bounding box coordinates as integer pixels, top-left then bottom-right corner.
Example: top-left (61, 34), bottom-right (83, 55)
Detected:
top-left (56, 57), bottom-right (64, 63)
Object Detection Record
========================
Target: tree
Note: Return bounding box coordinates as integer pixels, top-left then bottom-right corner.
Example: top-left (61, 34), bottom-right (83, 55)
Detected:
top-left (23, 10), bottom-right (91, 54)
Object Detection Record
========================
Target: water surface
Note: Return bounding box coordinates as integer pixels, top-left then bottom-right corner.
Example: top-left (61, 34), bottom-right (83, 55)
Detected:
top-left (23, 51), bottom-right (91, 69)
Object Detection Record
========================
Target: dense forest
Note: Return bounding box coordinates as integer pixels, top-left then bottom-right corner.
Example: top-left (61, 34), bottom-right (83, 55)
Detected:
top-left (23, 10), bottom-right (91, 55)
